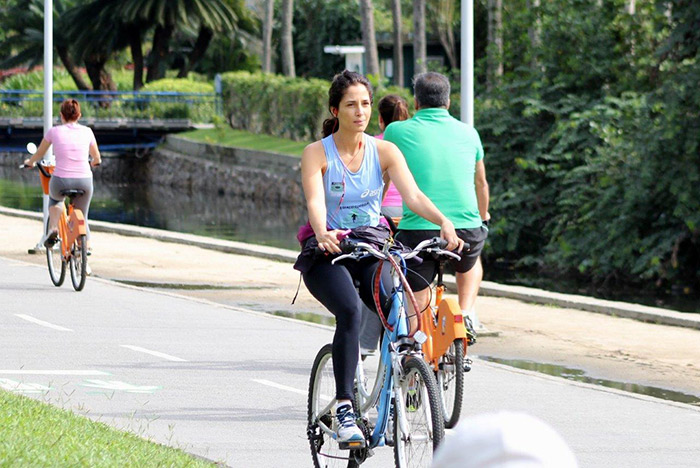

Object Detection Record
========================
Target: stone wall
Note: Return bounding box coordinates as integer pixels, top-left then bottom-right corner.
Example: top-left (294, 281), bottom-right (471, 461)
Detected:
top-left (1, 135), bottom-right (305, 205)
top-left (148, 135), bottom-right (304, 204)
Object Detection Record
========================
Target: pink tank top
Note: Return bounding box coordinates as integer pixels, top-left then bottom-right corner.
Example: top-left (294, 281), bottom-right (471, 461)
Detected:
top-left (45, 123), bottom-right (96, 178)
top-left (375, 132), bottom-right (402, 208)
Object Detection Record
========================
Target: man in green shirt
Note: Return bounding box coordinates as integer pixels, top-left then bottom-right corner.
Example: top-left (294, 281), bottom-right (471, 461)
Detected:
top-left (384, 72), bottom-right (490, 336)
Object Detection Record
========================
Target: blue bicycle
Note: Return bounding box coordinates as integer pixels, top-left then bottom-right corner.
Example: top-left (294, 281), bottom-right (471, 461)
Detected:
top-left (307, 238), bottom-right (445, 468)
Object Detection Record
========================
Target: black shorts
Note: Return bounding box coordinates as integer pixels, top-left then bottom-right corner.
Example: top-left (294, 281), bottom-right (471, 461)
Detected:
top-left (395, 226), bottom-right (488, 292)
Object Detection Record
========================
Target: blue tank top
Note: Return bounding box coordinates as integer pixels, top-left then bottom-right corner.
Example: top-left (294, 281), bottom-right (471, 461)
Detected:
top-left (322, 134), bottom-right (384, 230)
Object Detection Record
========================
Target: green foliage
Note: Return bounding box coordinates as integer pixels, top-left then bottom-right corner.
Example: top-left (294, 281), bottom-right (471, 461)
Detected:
top-left (472, 0), bottom-right (700, 293)
top-left (220, 71), bottom-right (329, 141)
top-left (220, 71), bottom-right (415, 141)
top-left (286, 0), bottom-right (361, 79)
top-left (0, 71), bottom-right (217, 122)
top-left (0, 390), bottom-right (215, 467)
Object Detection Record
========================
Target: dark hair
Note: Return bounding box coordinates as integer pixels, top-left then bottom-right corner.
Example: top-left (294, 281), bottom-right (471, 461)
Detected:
top-left (322, 70), bottom-right (374, 138)
top-left (378, 94), bottom-right (409, 128)
top-left (60, 99), bottom-right (81, 122)
top-left (413, 72), bottom-right (450, 109)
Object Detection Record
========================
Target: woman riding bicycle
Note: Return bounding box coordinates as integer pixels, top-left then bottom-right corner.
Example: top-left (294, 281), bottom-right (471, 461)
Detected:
top-left (24, 99), bottom-right (101, 248)
top-left (295, 70), bottom-right (462, 444)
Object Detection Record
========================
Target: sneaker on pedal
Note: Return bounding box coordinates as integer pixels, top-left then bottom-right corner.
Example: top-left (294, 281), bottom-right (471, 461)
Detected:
top-left (465, 316), bottom-right (478, 346)
top-left (336, 404), bottom-right (365, 448)
top-left (44, 230), bottom-right (59, 249)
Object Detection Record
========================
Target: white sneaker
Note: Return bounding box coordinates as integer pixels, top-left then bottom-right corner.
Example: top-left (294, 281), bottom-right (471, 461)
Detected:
top-left (336, 404), bottom-right (364, 443)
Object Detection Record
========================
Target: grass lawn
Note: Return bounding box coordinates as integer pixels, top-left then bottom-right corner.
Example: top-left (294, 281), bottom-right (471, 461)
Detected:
top-left (0, 390), bottom-right (217, 467)
top-left (179, 127), bottom-right (308, 157)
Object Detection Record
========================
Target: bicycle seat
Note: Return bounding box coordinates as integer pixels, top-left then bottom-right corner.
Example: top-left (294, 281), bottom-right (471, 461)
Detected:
top-left (60, 189), bottom-right (85, 198)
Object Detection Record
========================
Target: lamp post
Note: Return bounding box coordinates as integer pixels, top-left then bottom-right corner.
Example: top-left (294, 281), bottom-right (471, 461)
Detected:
top-left (461, 0), bottom-right (474, 126)
top-left (32, 0), bottom-right (53, 253)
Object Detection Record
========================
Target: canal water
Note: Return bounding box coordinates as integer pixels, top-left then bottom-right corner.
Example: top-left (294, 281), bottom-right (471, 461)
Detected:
top-left (1, 159), bottom-right (697, 313)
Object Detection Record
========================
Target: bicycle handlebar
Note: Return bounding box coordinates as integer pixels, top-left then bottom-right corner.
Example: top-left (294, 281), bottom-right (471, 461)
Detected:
top-left (329, 236), bottom-right (462, 265)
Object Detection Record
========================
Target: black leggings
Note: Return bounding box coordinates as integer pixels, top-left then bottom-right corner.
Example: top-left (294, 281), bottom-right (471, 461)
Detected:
top-left (303, 257), bottom-right (394, 401)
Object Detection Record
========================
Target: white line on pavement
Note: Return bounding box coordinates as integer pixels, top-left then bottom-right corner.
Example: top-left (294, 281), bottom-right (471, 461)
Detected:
top-left (0, 370), bottom-right (109, 375)
top-left (252, 378), bottom-right (308, 396)
top-left (15, 314), bottom-right (73, 332)
top-left (120, 345), bottom-right (188, 362)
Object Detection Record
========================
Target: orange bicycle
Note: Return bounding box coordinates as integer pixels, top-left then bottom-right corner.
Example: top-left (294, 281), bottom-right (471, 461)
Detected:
top-left (412, 238), bottom-right (473, 428)
top-left (21, 161), bottom-right (89, 291)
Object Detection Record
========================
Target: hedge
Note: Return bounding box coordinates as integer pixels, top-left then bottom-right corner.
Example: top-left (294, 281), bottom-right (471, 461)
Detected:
top-left (220, 71), bottom-right (414, 141)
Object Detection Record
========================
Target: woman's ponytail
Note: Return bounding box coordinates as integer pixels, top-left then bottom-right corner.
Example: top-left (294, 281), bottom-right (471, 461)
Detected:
top-left (322, 116), bottom-right (339, 138)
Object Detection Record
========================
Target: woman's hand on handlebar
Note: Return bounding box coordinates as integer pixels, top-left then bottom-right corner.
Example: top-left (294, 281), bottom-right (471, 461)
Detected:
top-left (316, 229), bottom-right (346, 254)
top-left (22, 158), bottom-right (35, 168)
top-left (439, 219), bottom-right (464, 253)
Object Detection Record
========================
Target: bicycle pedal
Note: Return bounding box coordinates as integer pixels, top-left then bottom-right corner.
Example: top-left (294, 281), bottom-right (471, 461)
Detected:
top-left (338, 439), bottom-right (367, 450)
top-left (463, 357), bottom-right (473, 373)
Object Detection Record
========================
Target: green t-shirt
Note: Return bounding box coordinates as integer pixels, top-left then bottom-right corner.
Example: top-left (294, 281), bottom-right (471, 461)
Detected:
top-left (384, 108), bottom-right (484, 230)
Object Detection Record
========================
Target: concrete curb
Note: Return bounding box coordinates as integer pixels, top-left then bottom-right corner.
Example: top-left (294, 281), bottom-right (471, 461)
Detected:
top-left (3, 205), bottom-right (699, 331)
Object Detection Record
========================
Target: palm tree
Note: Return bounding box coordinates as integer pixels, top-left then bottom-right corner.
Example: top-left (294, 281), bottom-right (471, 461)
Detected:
top-left (262, 0), bottom-right (274, 73)
top-left (120, 0), bottom-right (239, 82)
top-left (391, 0), bottom-right (404, 87)
top-left (359, 0), bottom-right (380, 77)
top-left (280, 0), bottom-right (295, 77)
top-left (0, 0), bottom-right (91, 90)
top-left (428, 0), bottom-right (457, 69)
top-left (413, 0), bottom-right (427, 75)
top-left (487, 0), bottom-right (503, 90)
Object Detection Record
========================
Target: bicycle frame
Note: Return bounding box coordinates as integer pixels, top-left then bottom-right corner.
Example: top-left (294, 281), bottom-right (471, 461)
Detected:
top-left (57, 204), bottom-right (87, 259)
top-left (418, 260), bottom-right (469, 371)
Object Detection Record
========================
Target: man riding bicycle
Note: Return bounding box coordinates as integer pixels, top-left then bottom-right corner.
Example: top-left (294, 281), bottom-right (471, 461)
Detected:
top-left (384, 72), bottom-right (490, 339)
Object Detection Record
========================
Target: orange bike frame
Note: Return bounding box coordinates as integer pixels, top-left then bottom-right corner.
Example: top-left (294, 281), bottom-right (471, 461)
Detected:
top-left (39, 165), bottom-right (87, 259)
top-left (418, 280), bottom-right (469, 371)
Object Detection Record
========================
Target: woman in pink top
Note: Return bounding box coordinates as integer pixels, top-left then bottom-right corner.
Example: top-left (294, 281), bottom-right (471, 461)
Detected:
top-left (360, 94), bottom-right (410, 357)
top-left (376, 94), bottom-right (409, 221)
top-left (24, 99), bottom-right (102, 247)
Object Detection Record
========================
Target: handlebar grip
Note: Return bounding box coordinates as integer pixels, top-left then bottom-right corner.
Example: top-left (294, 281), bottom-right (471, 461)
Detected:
top-left (432, 237), bottom-right (448, 249)
top-left (339, 237), bottom-right (357, 254)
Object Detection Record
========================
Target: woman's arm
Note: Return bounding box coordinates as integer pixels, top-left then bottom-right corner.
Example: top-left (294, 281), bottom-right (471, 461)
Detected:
top-left (301, 141), bottom-right (344, 253)
top-left (23, 138), bottom-right (51, 167)
top-left (89, 142), bottom-right (102, 167)
top-left (379, 140), bottom-right (463, 251)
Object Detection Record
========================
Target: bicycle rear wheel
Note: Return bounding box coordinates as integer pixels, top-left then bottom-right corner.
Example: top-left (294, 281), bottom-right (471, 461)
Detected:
top-left (436, 339), bottom-right (465, 428)
top-left (46, 237), bottom-right (65, 287)
top-left (69, 234), bottom-right (87, 291)
top-left (308, 344), bottom-right (359, 468)
top-left (394, 355), bottom-right (444, 468)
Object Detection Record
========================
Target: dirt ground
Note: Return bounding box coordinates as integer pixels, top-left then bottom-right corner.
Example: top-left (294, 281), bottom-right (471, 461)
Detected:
top-left (3, 213), bottom-right (699, 404)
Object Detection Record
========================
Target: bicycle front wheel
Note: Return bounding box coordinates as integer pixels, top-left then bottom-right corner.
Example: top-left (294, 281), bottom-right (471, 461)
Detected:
top-left (69, 234), bottom-right (87, 291)
top-left (436, 339), bottom-right (465, 428)
top-left (308, 344), bottom-right (359, 468)
top-left (46, 238), bottom-right (65, 287)
top-left (394, 355), bottom-right (444, 468)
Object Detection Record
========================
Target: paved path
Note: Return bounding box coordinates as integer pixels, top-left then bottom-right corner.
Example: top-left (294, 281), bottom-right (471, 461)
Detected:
top-left (2, 256), bottom-right (700, 467)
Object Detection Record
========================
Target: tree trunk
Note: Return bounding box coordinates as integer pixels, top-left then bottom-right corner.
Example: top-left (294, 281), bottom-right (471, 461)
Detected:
top-left (147, 24), bottom-right (173, 83)
top-left (359, 0), bottom-right (380, 77)
top-left (432, 0), bottom-right (457, 69)
top-left (391, 0), bottom-right (404, 87)
top-left (280, 0), bottom-right (295, 77)
top-left (262, 0), bottom-right (274, 73)
top-left (486, 0), bottom-right (503, 91)
top-left (85, 54), bottom-right (116, 108)
top-left (527, 0), bottom-right (541, 70)
top-left (128, 25), bottom-right (144, 90)
top-left (56, 45), bottom-right (91, 91)
top-left (626, 0), bottom-right (635, 15)
top-left (178, 26), bottom-right (214, 78)
top-left (413, 0), bottom-right (427, 75)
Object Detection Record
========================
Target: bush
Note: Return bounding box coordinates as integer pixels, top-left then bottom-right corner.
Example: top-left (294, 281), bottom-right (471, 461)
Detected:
top-left (0, 71), bottom-right (216, 122)
top-left (220, 71), bottom-right (328, 141)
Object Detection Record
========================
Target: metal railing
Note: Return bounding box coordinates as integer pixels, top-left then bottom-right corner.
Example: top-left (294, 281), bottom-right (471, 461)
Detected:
top-left (0, 89), bottom-right (221, 123)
